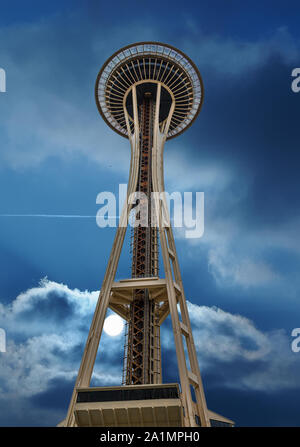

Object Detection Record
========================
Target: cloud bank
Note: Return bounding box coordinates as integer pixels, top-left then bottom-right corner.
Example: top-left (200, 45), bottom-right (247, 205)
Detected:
top-left (0, 278), bottom-right (299, 425)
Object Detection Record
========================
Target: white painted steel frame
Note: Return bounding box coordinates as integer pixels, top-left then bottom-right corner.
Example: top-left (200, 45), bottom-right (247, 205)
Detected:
top-left (64, 80), bottom-right (210, 427)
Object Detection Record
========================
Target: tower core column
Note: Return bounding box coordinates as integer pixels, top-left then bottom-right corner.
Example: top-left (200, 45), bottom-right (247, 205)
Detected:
top-left (125, 94), bottom-right (161, 386)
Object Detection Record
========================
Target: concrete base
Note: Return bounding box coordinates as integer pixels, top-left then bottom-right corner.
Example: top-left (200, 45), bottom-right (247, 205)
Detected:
top-left (74, 383), bottom-right (183, 427)
top-left (58, 383), bottom-right (234, 427)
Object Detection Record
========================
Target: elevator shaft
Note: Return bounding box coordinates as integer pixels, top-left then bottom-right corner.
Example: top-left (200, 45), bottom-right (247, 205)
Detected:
top-left (124, 94), bottom-right (160, 385)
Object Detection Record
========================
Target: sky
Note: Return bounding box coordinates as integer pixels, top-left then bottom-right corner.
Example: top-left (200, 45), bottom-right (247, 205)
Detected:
top-left (0, 0), bottom-right (300, 427)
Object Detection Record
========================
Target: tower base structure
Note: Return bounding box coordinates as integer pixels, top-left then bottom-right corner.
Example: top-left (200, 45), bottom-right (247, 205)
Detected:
top-left (60, 42), bottom-right (235, 428)
top-left (58, 384), bottom-right (234, 427)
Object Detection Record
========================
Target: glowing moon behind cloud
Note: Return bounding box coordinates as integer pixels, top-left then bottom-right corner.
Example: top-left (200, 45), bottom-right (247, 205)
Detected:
top-left (103, 314), bottom-right (124, 336)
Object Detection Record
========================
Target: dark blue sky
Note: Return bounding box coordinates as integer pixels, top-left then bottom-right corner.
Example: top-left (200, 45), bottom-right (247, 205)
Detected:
top-left (0, 0), bottom-right (300, 427)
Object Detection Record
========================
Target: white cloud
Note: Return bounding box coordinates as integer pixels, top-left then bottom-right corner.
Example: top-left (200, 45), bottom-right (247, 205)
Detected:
top-left (10, 277), bottom-right (97, 317)
top-left (0, 279), bottom-right (299, 425)
top-left (0, 278), bottom-right (125, 400)
top-left (182, 25), bottom-right (299, 75)
top-left (1, 279), bottom-right (298, 401)
top-left (208, 248), bottom-right (279, 288)
top-left (164, 148), bottom-right (232, 191)
top-left (187, 302), bottom-right (300, 391)
top-left (201, 213), bottom-right (300, 290)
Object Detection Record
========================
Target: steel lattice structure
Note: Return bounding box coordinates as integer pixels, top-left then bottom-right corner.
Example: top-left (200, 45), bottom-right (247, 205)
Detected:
top-left (124, 95), bottom-right (160, 386)
top-left (61, 42), bottom-right (233, 428)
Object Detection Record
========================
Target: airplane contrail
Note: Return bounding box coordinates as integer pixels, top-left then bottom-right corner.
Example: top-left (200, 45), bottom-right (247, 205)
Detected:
top-left (0, 214), bottom-right (125, 220)
top-left (0, 214), bottom-right (124, 220)
top-left (0, 214), bottom-right (97, 218)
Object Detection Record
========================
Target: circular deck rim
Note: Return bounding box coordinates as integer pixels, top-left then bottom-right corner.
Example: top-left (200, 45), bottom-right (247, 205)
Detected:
top-left (95, 41), bottom-right (204, 140)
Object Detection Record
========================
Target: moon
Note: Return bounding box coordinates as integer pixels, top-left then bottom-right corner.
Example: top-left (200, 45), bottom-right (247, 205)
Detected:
top-left (103, 314), bottom-right (124, 337)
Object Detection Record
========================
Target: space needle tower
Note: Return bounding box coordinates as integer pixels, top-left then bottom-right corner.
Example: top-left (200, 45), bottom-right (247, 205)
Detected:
top-left (62, 42), bottom-right (233, 428)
